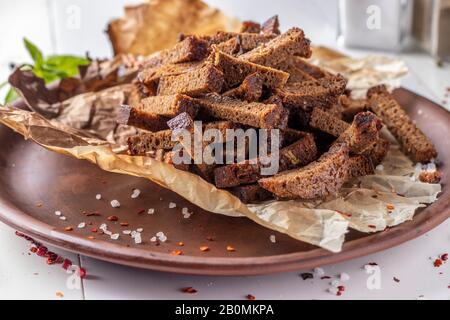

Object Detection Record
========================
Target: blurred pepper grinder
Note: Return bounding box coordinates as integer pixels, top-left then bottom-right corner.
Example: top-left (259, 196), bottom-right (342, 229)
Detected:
top-left (413, 0), bottom-right (450, 63)
top-left (337, 0), bottom-right (414, 51)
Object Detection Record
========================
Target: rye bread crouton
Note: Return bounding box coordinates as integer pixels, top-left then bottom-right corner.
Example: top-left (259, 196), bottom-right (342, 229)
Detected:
top-left (117, 105), bottom-right (169, 132)
top-left (367, 85), bottom-right (437, 163)
top-left (223, 72), bottom-right (264, 102)
top-left (196, 94), bottom-right (289, 129)
top-left (157, 64), bottom-right (224, 97)
top-left (137, 94), bottom-right (199, 118)
top-left (213, 49), bottom-right (289, 89)
top-left (258, 143), bottom-right (350, 199)
top-left (214, 132), bottom-right (317, 188)
top-left (239, 27), bottom-right (312, 68)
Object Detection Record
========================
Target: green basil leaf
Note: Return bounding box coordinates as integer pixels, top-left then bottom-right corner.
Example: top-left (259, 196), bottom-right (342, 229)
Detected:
top-left (23, 38), bottom-right (44, 66)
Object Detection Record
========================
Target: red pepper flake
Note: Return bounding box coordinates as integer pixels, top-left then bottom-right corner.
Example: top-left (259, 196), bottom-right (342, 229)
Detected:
top-left (78, 267), bottom-right (87, 279)
top-left (91, 227), bottom-right (98, 233)
top-left (393, 277), bottom-right (400, 283)
top-left (386, 204), bottom-right (395, 211)
top-left (181, 287), bottom-right (197, 294)
top-left (246, 294), bottom-right (256, 300)
top-left (137, 208), bottom-right (146, 215)
top-left (336, 285), bottom-right (345, 296)
top-left (226, 245), bottom-right (236, 252)
top-left (178, 242), bottom-right (184, 246)
top-left (35, 202), bottom-right (43, 208)
top-left (107, 215), bottom-right (119, 222)
top-left (30, 247), bottom-right (37, 253)
top-left (55, 291), bottom-right (64, 298)
top-left (336, 210), bottom-right (352, 218)
top-left (64, 226), bottom-right (73, 232)
top-left (120, 222), bottom-right (129, 227)
top-left (87, 236), bottom-right (95, 240)
top-left (434, 259), bottom-right (443, 268)
top-left (85, 212), bottom-right (101, 217)
top-left (62, 259), bottom-right (72, 270)
top-left (441, 253), bottom-right (448, 261)
top-left (199, 246), bottom-right (210, 252)
top-left (171, 250), bottom-right (183, 256)
top-left (368, 225), bottom-right (376, 229)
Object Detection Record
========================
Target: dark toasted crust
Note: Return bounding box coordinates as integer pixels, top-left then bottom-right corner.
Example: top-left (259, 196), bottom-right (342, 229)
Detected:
top-left (367, 85), bottom-right (437, 163)
top-left (258, 143), bottom-right (350, 199)
top-left (127, 129), bottom-right (175, 155)
top-left (157, 64), bottom-right (224, 97)
top-left (117, 105), bottom-right (169, 132)
top-left (202, 32), bottom-right (275, 50)
top-left (261, 15), bottom-right (281, 35)
top-left (196, 94), bottom-right (289, 129)
top-left (138, 61), bottom-right (203, 88)
top-left (223, 72), bottom-right (263, 102)
top-left (336, 111), bottom-right (382, 155)
top-left (214, 133), bottom-right (317, 188)
top-left (144, 36), bottom-right (209, 69)
top-left (213, 49), bottom-right (289, 89)
top-left (229, 184), bottom-right (274, 203)
top-left (240, 27), bottom-right (312, 67)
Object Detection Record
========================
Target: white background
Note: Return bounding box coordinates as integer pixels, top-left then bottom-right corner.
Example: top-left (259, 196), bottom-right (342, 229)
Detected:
top-left (0, 0), bottom-right (450, 300)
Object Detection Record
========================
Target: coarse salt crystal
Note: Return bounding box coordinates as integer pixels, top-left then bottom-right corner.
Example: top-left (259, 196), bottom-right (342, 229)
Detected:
top-left (54, 211), bottom-right (62, 216)
top-left (156, 231), bottom-right (164, 237)
top-left (122, 230), bottom-right (132, 235)
top-left (150, 236), bottom-right (157, 242)
top-left (169, 202), bottom-right (177, 209)
top-left (183, 214), bottom-right (191, 219)
top-left (134, 233), bottom-right (142, 244)
top-left (269, 235), bottom-right (276, 243)
top-left (148, 208), bottom-right (155, 215)
top-left (159, 235), bottom-right (167, 242)
top-left (136, 228), bottom-right (143, 232)
top-left (340, 272), bottom-right (350, 282)
top-left (100, 223), bottom-right (107, 230)
top-left (131, 231), bottom-right (137, 238)
top-left (182, 207), bottom-right (189, 214)
top-left (375, 164), bottom-right (384, 171)
top-left (77, 222), bottom-right (86, 229)
top-left (313, 267), bottom-right (325, 277)
top-left (131, 189), bottom-right (141, 199)
top-left (95, 194), bottom-right (102, 200)
top-left (111, 233), bottom-right (120, 240)
top-left (110, 200), bottom-right (121, 208)
top-left (59, 216), bottom-right (66, 221)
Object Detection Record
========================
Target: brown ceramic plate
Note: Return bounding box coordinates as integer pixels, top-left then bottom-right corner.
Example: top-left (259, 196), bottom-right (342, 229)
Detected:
top-left (0, 88), bottom-right (449, 275)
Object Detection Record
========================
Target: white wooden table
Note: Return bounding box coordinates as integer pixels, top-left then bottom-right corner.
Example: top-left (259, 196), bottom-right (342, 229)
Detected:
top-left (1, 0), bottom-right (450, 300)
